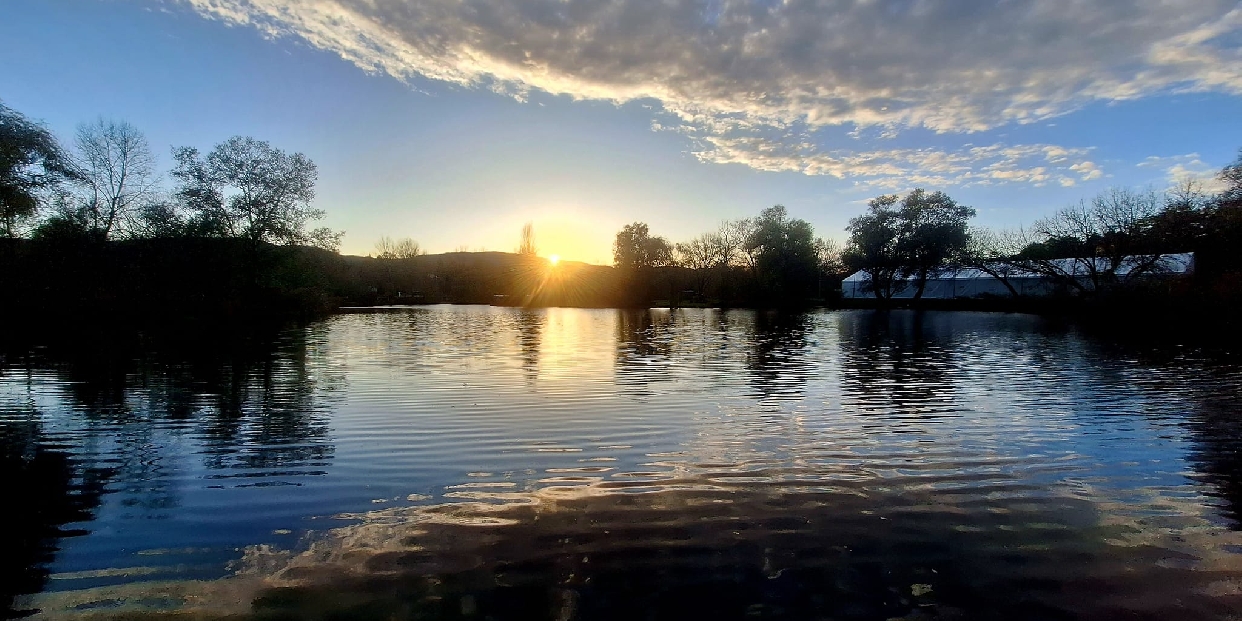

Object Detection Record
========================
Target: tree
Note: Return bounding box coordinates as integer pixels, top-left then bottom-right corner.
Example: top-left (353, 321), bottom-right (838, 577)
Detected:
top-left (516, 222), bottom-right (537, 256)
top-left (675, 235), bottom-right (714, 271)
top-left (675, 233), bottom-right (715, 293)
top-left (1220, 148), bottom-right (1242, 211)
top-left (746, 205), bottom-right (819, 299)
top-left (815, 237), bottom-right (845, 278)
top-left (1023, 188), bottom-right (1167, 292)
top-left (375, 236), bottom-right (423, 259)
top-left (893, 189), bottom-right (976, 299)
top-left (613, 222), bottom-right (673, 270)
top-left (843, 189), bottom-right (975, 299)
top-left (0, 102), bottom-right (76, 238)
top-left (844, 195), bottom-right (904, 299)
top-left (707, 219), bottom-right (753, 269)
top-left (960, 226), bottom-right (1025, 297)
top-left (727, 218), bottom-right (760, 270)
top-left (72, 119), bottom-right (157, 239)
top-left (172, 136), bottom-right (340, 250)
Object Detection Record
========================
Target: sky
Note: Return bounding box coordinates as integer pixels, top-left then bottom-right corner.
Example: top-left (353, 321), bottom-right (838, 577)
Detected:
top-left (2, 0), bottom-right (1241, 263)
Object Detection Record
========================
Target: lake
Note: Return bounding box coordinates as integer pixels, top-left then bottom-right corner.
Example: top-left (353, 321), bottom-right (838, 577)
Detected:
top-left (3, 307), bottom-right (1242, 620)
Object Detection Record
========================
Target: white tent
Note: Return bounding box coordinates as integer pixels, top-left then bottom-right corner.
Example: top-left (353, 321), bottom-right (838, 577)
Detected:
top-left (841, 253), bottom-right (1194, 299)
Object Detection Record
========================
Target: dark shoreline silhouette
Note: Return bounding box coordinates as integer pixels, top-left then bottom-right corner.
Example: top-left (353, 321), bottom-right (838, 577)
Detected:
top-left (3, 239), bottom-right (1239, 350)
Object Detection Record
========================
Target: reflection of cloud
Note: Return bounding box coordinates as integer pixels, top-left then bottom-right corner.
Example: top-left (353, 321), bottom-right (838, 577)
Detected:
top-left (26, 479), bottom-right (1242, 619)
top-left (180, 0), bottom-right (1240, 182)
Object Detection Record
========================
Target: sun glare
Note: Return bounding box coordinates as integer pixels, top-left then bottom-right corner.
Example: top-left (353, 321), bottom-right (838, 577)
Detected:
top-left (549, 254), bottom-right (560, 266)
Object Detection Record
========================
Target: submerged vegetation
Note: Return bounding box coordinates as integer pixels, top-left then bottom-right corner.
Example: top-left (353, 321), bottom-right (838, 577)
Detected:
top-left (3, 100), bottom-right (1242, 335)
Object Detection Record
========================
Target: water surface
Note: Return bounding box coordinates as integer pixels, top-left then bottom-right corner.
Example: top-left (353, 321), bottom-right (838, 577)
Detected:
top-left (3, 307), bottom-right (1242, 620)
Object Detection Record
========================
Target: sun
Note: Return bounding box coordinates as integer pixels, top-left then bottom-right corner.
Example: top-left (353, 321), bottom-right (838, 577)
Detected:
top-left (548, 254), bottom-right (560, 266)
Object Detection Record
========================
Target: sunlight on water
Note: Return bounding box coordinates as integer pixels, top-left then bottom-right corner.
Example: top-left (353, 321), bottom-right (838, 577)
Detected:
top-left (3, 308), bottom-right (1242, 619)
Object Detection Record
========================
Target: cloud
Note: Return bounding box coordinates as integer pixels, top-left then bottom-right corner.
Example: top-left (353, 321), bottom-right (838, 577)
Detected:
top-left (176, 0), bottom-right (1242, 182)
top-left (1138, 154), bottom-right (1229, 192)
top-left (697, 138), bottom-right (1100, 189)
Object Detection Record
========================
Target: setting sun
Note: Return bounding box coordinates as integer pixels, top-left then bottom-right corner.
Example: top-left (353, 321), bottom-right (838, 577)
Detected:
top-left (549, 254), bottom-right (560, 266)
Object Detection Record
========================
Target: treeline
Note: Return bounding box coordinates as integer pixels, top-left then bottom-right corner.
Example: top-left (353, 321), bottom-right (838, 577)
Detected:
top-left (613, 150), bottom-right (1242, 320)
top-left (1, 101), bottom-right (344, 320)
top-left (605, 207), bottom-right (841, 307)
top-left (5, 96), bottom-right (1242, 327)
top-left (842, 177), bottom-right (1242, 301)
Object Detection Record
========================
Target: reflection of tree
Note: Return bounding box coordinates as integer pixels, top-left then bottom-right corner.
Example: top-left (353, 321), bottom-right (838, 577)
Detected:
top-left (743, 311), bottom-right (812, 401)
top-left (193, 325), bottom-right (337, 473)
top-left (613, 310), bottom-right (675, 394)
top-left (0, 321), bottom-right (341, 613)
top-left (1183, 393), bottom-right (1242, 525)
top-left (837, 311), bottom-right (955, 413)
top-left (0, 419), bottom-right (111, 618)
top-left (511, 309), bottom-right (545, 385)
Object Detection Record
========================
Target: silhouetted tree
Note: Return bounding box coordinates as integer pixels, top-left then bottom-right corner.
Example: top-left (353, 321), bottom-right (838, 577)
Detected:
top-left (171, 136), bottom-right (341, 250)
top-left (746, 205), bottom-right (818, 301)
top-left (844, 190), bottom-right (974, 299)
top-left (613, 222), bottom-right (673, 270)
top-left (1020, 188), bottom-right (1169, 292)
top-left (517, 222), bottom-right (537, 256)
top-left (894, 189), bottom-right (975, 298)
top-left (675, 233), bottom-right (714, 293)
top-left (0, 102), bottom-right (76, 238)
top-left (71, 118), bottom-right (157, 239)
top-left (844, 195), bottom-right (904, 299)
top-left (1221, 148), bottom-right (1242, 211)
top-left (132, 200), bottom-right (187, 238)
top-left (375, 236), bottom-right (423, 259)
top-left (815, 236), bottom-right (846, 298)
top-left (960, 226), bottom-right (1024, 297)
top-left (714, 219), bottom-right (755, 269)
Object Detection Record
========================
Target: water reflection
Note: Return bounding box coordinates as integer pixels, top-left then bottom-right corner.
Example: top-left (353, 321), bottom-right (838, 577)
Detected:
top-left (30, 479), bottom-right (1242, 621)
top-left (5, 308), bottom-right (1242, 620)
top-left (511, 309), bottom-right (545, 385)
top-left (0, 419), bottom-right (111, 618)
top-left (744, 311), bottom-right (814, 401)
top-left (0, 323), bottom-right (341, 616)
top-left (838, 311), bottom-right (956, 415)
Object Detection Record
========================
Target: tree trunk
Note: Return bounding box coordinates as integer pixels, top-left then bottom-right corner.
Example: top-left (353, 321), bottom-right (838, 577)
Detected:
top-left (912, 268), bottom-right (928, 300)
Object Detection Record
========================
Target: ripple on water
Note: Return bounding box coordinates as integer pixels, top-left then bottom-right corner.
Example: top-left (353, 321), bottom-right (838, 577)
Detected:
top-left (4, 308), bottom-right (1242, 619)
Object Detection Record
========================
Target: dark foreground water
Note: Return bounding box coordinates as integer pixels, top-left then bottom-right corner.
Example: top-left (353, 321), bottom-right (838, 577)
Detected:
top-left (3, 307), bottom-right (1242, 620)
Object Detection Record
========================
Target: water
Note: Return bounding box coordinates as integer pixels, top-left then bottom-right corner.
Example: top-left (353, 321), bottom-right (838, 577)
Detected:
top-left (3, 307), bottom-right (1242, 620)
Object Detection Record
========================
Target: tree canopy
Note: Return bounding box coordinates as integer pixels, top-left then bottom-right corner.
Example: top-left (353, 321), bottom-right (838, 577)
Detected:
top-left (747, 205), bottom-right (819, 299)
top-left (613, 222), bottom-right (673, 270)
top-left (0, 103), bottom-right (76, 238)
top-left (844, 189), bottom-right (974, 299)
top-left (172, 136), bottom-right (340, 250)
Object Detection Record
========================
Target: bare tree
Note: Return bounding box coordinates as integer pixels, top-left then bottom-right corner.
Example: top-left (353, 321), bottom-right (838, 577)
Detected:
top-left (814, 237), bottom-right (845, 277)
top-left (724, 218), bottom-right (758, 269)
top-left (1026, 188), bottom-right (1168, 292)
top-left (960, 226), bottom-right (1026, 296)
top-left (675, 234), bottom-right (715, 293)
top-left (376, 236), bottom-right (423, 259)
top-left (675, 235), bottom-right (714, 271)
top-left (74, 118), bottom-right (157, 239)
top-left (517, 222), bottom-right (537, 256)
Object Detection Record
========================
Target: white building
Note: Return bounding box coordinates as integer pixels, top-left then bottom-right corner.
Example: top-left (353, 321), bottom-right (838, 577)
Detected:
top-left (840, 253), bottom-right (1194, 299)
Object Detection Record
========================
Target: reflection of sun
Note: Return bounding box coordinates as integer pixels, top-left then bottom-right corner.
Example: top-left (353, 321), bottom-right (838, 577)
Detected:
top-left (549, 254), bottom-right (560, 266)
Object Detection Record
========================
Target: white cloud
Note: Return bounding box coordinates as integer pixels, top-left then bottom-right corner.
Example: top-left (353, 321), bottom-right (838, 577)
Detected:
top-left (176, 0), bottom-right (1242, 183)
top-left (696, 137), bottom-right (1103, 189)
top-left (1138, 154), bottom-right (1228, 192)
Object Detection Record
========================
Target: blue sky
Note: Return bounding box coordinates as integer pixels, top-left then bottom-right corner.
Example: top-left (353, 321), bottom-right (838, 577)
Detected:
top-left (3, 0), bottom-right (1241, 262)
